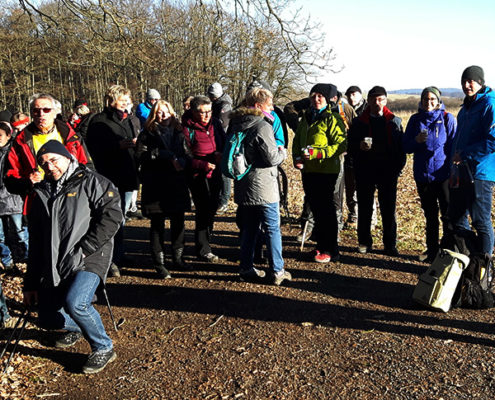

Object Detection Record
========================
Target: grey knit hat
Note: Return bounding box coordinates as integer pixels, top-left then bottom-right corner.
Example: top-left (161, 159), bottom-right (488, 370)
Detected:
top-left (146, 89), bottom-right (161, 101)
top-left (207, 82), bottom-right (223, 99)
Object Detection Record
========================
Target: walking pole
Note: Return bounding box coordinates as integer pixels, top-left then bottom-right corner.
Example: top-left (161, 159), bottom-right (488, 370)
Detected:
top-left (2, 308), bottom-right (30, 374)
top-left (102, 287), bottom-right (119, 332)
top-left (300, 220), bottom-right (309, 251)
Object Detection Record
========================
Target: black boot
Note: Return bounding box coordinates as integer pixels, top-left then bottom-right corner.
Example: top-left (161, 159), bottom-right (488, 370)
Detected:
top-left (152, 251), bottom-right (171, 279)
top-left (172, 248), bottom-right (191, 270)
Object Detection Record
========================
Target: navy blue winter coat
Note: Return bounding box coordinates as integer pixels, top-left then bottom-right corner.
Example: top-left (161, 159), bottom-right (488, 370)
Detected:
top-left (403, 104), bottom-right (457, 183)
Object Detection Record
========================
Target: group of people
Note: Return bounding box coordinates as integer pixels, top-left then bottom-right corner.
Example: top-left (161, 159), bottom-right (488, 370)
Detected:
top-left (289, 66), bottom-right (494, 268)
top-left (0, 65), bottom-right (493, 374)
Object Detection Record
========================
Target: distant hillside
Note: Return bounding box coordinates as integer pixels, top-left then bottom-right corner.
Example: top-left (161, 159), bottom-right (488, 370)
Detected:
top-left (389, 88), bottom-right (464, 98)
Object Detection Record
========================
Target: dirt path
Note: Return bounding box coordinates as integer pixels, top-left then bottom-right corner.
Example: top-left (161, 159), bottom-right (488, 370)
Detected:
top-left (2, 212), bottom-right (495, 399)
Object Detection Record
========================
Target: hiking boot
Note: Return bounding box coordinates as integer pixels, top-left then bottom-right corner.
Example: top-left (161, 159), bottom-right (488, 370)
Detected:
top-left (200, 253), bottom-right (219, 263)
top-left (155, 264), bottom-right (171, 279)
top-left (54, 331), bottom-right (83, 348)
top-left (240, 267), bottom-right (266, 283)
top-left (109, 263), bottom-right (121, 278)
top-left (273, 270), bottom-right (292, 286)
top-left (2, 261), bottom-right (14, 271)
top-left (216, 204), bottom-right (229, 215)
top-left (314, 251), bottom-right (331, 263)
top-left (1, 317), bottom-right (16, 329)
top-left (82, 349), bottom-right (117, 374)
top-left (358, 245), bottom-right (370, 254)
top-left (173, 249), bottom-right (192, 270)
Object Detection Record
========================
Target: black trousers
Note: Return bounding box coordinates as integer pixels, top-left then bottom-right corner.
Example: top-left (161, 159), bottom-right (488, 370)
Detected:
top-left (302, 172), bottom-right (339, 255)
top-left (188, 174), bottom-right (221, 256)
top-left (355, 170), bottom-right (399, 249)
top-left (416, 179), bottom-right (449, 256)
top-left (149, 213), bottom-right (185, 262)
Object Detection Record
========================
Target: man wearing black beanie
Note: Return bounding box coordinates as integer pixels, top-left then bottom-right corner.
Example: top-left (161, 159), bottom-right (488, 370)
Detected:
top-left (448, 66), bottom-right (495, 256)
top-left (24, 140), bottom-right (123, 374)
top-left (347, 86), bottom-right (406, 256)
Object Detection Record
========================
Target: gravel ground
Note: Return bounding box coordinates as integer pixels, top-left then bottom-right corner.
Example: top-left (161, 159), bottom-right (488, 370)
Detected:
top-left (1, 154), bottom-right (495, 399)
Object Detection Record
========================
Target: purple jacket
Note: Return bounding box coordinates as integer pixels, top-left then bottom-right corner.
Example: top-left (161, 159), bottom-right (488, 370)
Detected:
top-left (403, 104), bottom-right (457, 183)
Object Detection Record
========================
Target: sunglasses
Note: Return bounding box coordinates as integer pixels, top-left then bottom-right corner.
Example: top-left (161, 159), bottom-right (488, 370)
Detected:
top-left (32, 108), bottom-right (53, 114)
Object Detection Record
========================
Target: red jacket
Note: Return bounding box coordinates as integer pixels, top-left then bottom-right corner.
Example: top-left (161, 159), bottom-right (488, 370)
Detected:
top-left (5, 119), bottom-right (92, 214)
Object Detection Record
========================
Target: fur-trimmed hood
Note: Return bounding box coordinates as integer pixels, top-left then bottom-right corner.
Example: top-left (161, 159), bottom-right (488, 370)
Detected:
top-left (228, 107), bottom-right (271, 133)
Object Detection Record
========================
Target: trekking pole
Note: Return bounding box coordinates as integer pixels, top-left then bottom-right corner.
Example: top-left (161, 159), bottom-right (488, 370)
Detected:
top-left (102, 287), bottom-right (119, 332)
top-left (1, 308), bottom-right (30, 374)
top-left (300, 220), bottom-right (309, 252)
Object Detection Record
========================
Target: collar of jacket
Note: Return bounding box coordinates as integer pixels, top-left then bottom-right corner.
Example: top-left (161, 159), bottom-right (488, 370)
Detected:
top-left (463, 85), bottom-right (490, 108)
top-left (22, 118), bottom-right (73, 144)
top-left (359, 106), bottom-right (397, 146)
top-left (182, 111), bottom-right (214, 132)
top-left (359, 105), bottom-right (395, 124)
top-left (305, 106), bottom-right (331, 124)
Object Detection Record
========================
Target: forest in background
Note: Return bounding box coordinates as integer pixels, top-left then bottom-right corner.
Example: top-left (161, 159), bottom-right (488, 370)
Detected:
top-left (0, 0), bottom-right (335, 115)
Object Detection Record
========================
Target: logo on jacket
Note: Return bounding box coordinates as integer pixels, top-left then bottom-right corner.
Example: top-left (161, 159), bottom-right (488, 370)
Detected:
top-left (67, 192), bottom-right (77, 197)
top-left (107, 191), bottom-right (114, 197)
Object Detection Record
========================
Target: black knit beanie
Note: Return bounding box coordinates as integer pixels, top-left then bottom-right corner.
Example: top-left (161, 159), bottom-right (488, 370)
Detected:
top-left (36, 140), bottom-right (71, 161)
top-left (461, 65), bottom-right (484, 86)
top-left (310, 83), bottom-right (338, 104)
top-left (345, 86), bottom-right (362, 97)
top-left (367, 86), bottom-right (387, 98)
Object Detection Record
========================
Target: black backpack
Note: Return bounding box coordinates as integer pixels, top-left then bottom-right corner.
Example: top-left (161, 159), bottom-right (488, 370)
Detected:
top-left (455, 253), bottom-right (494, 309)
top-left (442, 230), bottom-right (495, 309)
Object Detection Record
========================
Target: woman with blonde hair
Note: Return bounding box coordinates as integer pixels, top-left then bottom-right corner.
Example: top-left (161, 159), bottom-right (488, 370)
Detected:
top-left (86, 84), bottom-right (141, 277)
top-left (136, 100), bottom-right (192, 278)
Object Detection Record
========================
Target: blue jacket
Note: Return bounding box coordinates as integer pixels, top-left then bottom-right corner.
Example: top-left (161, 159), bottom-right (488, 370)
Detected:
top-left (403, 104), bottom-right (457, 183)
top-left (136, 101), bottom-right (153, 127)
top-left (455, 86), bottom-right (495, 181)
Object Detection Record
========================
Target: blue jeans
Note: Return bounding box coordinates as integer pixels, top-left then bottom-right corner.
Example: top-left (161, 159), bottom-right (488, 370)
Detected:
top-left (219, 175), bottom-right (232, 207)
top-left (38, 270), bottom-right (113, 352)
top-left (449, 179), bottom-right (495, 255)
top-left (113, 190), bottom-right (133, 265)
top-left (0, 214), bottom-right (29, 266)
top-left (238, 203), bottom-right (284, 274)
top-left (0, 281), bottom-right (10, 323)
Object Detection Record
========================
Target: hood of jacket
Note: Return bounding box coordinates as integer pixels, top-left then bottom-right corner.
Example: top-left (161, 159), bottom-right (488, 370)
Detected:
top-left (228, 107), bottom-right (268, 133)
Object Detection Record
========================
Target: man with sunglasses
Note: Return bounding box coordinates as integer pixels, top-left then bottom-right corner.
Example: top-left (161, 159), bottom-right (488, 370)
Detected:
top-left (23, 140), bottom-right (122, 373)
top-left (5, 93), bottom-right (92, 214)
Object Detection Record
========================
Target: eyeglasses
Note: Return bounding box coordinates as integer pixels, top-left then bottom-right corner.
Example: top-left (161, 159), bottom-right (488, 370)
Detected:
top-left (196, 110), bottom-right (212, 115)
top-left (32, 108), bottom-right (53, 114)
top-left (40, 156), bottom-right (64, 168)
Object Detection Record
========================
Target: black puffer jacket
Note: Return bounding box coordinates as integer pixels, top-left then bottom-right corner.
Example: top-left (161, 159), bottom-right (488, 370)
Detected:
top-left (135, 124), bottom-right (192, 216)
top-left (86, 107), bottom-right (140, 191)
top-left (24, 164), bottom-right (123, 290)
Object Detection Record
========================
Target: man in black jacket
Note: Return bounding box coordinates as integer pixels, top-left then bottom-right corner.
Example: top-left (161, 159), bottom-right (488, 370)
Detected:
top-left (348, 86), bottom-right (406, 255)
top-left (23, 140), bottom-right (123, 374)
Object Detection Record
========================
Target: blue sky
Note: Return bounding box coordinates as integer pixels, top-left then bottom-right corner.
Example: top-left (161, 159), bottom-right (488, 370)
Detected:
top-left (291, 0), bottom-right (495, 92)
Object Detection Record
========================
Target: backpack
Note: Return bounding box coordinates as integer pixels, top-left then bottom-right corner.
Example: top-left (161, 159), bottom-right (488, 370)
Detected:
top-left (221, 131), bottom-right (251, 180)
top-left (413, 249), bottom-right (470, 312)
top-left (454, 253), bottom-right (494, 309)
top-left (441, 229), bottom-right (494, 309)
